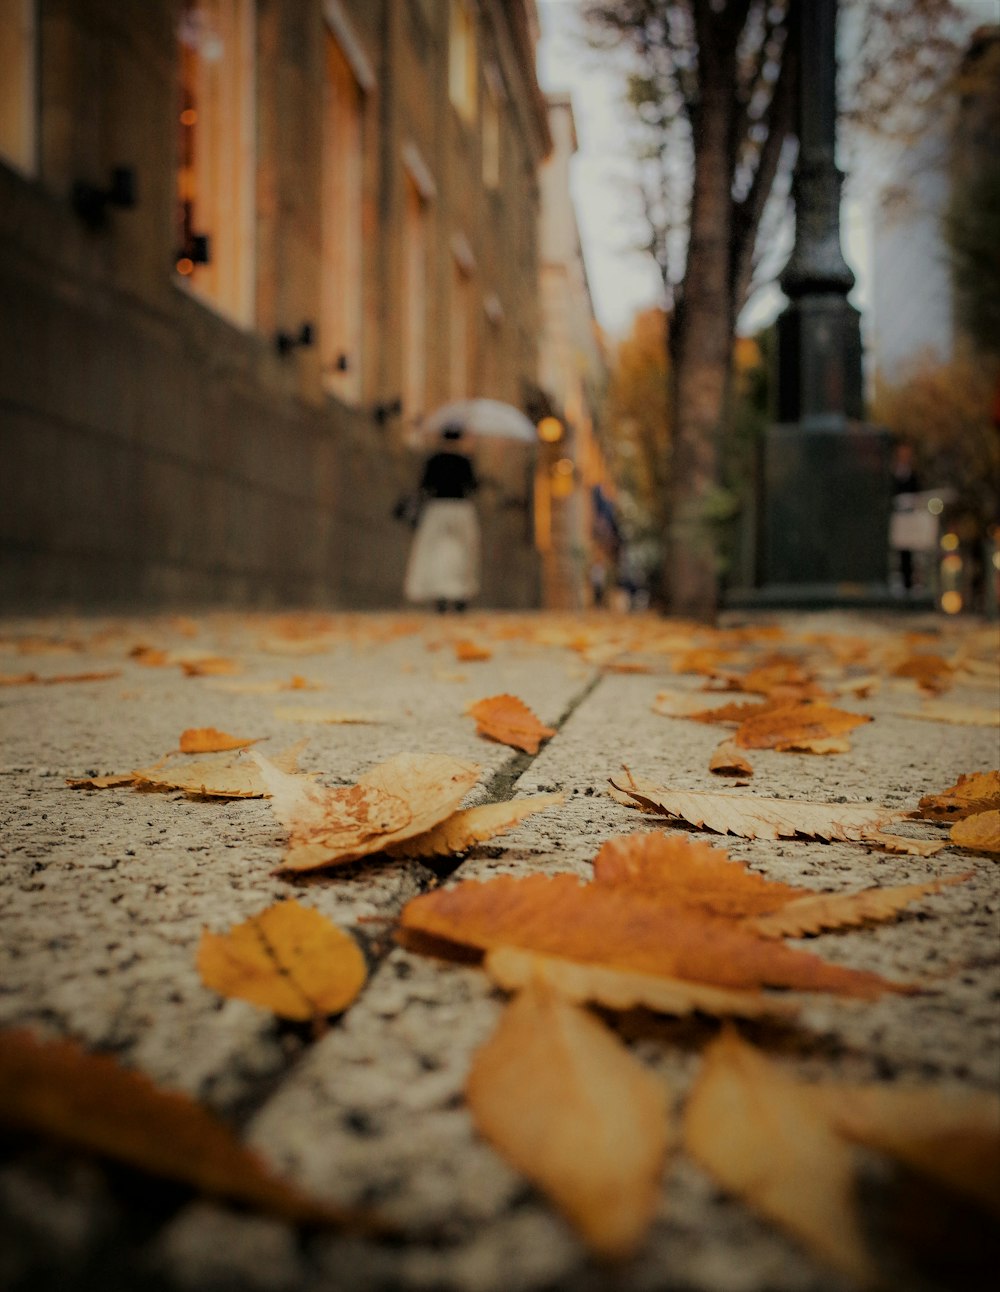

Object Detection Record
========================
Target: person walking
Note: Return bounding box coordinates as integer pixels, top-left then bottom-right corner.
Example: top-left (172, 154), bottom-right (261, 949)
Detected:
top-left (404, 426), bottom-right (480, 612)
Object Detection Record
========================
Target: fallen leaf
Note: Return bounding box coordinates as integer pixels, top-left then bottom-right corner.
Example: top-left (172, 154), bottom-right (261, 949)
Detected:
top-left (454, 639), bottom-right (492, 662)
top-left (918, 770), bottom-right (1000, 822)
top-left (400, 873), bottom-right (911, 997)
top-left (39, 670), bottom-right (121, 684)
top-left (253, 751), bottom-right (480, 871)
top-left (66, 773), bottom-right (137, 790)
top-left (891, 653), bottom-right (954, 693)
top-left (894, 700), bottom-right (999, 726)
top-left (179, 727), bottom-right (262, 753)
top-left (132, 741), bottom-right (306, 799)
top-left (822, 1084), bottom-right (1000, 1217)
top-left (272, 706), bottom-right (384, 724)
top-left (484, 947), bottom-right (797, 1019)
top-left (610, 770), bottom-right (906, 841)
top-left (179, 656), bottom-right (241, 677)
top-left (0, 1027), bottom-right (361, 1227)
top-left (746, 874), bottom-right (969, 939)
top-left (198, 899), bottom-right (366, 1021)
top-left (466, 982), bottom-right (670, 1258)
top-left (950, 809), bottom-right (1000, 853)
top-left (732, 702), bottom-right (870, 752)
top-left (387, 793), bottom-right (565, 858)
top-left (653, 690), bottom-right (767, 724)
top-left (468, 694), bottom-right (556, 754)
top-left (709, 740), bottom-right (754, 777)
top-left (862, 829), bottom-right (948, 857)
top-left (129, 645), bottom-right (170, 666)
top-left (208, 677), bottom-right (322, 694)
top-left (682, 1029), bottom-right (876, 1284)
top-left (592, 832), bottom-right (802, 919)
top-left (0, 672), bottom-right (39, 686)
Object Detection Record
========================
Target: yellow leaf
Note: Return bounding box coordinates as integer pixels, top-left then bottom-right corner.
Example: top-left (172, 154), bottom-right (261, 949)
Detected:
top-left (132, 740), bottom-right (306, 799)
top-left (178, 727), bottom-right (261, 753)
top-left (822, 1084), bottom-right (1000, 1217)
top-left (683, 1029), bottom-right (876, 1284)
top-left (746, 874), bottom-right (969, 939)
top-left (484, 947), bottom-right (797, 1020)
top-left (253, 751), bottom-right (480, 871)
top-left (466, 983), bottom-right (670, 1258)
top-left (950, 809), bottom-right (1000, 853)
top-left (388, 792), bottom-right (565, 858)
top-left (862, 829), bottom-right (948, 857)
top-left (610, 769), bottom-right (905, 841)
top-left (198, 899), bottom-right (366, 1021)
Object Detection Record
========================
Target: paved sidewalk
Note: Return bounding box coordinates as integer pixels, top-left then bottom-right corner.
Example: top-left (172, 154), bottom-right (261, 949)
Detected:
top-left (1, 609), bottom-right (997, 1292)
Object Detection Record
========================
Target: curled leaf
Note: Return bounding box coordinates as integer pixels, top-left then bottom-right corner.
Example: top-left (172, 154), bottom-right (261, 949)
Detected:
top-left (950, 809), bottom-right (1000, 854)
top-left (918, 770), bottom-right (1000, 822)
top-left (709, 740), bottom-right (754, 777)
top-left (388, 792), bottom-right (565, 858)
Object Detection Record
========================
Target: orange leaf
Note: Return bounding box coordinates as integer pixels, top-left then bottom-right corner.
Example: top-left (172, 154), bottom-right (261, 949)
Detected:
top-left (468, 694), bottom-right (556, 754)
top-left (950, 809), bottom-right (1000, 853)
top-left (466, 983), bottom-right (670, 1257)
top-left (387, 793), bottom-right (565, 858)
top-left (0, 1027), bottom-right (360, 1227)
top-left (454, 639), bottom-right (492, 662)
top-left (198, 899), bottom-right (366, 1020)
top-left (179, 726), bottom-right (262, 753)
top-left (746, 874), bottom-right (970, 939)
top-left (132, 740), bottom-right (307, 799)
top-left (683, 1029), bottom-right (876, 1284)
top-left (179, 656), bottom-right (241, 677)
top-left (918, 770), bottom-right (1000, 822)
top-left (592, 832), bottom-right (802, 919)
top-left (732, 701), bottom-right (871, 752)
top-left (400, 873), bottom-right (911, 997)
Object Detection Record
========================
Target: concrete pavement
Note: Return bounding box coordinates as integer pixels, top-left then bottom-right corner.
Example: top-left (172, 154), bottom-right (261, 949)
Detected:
top-left (1, 608), bottom-right (997, 1292)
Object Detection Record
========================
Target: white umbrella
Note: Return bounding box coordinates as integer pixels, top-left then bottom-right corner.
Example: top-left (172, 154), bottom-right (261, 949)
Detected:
top-left (420, 399), bottom-right (538, 445)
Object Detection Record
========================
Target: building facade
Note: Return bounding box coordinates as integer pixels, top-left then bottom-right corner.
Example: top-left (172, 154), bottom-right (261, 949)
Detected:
top-left (534, 93), bottom-right (613, 609)
top-left (0, 0), bottom-right (550, 609)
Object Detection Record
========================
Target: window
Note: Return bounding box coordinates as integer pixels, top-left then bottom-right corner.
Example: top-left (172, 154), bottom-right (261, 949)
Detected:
top-left (448, 0), bottom-right (477, 122)
top-left (0, 0), bottom-right (37, 176)
top-left (322, 30), bottom-right (366, 402)
top-left (176, 0), bottom-right (255, 326)
top-left (402, 172), bottom-right (429, 420)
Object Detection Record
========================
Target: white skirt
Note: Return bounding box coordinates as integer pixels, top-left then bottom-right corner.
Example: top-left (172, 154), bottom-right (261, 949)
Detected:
top-left (404, 499), bottom-right (481, 603)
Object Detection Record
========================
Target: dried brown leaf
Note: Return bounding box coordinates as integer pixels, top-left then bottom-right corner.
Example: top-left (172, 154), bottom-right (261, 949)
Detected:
top-left (0, 1027), bottom-right (361, 1227)
top-left (683, 1029), bottom-right (876, 1284)
top-left (652, 690), bottom-right (767, 725)
top-left (822, 1084), bottom-right (1000, 1216)
top-left (610, 770), bottom-right (906, 841)
top-left (950, 809), bottom-right (1000, 853)
top-left (918, 770), bottom-right (1000, 822)
top-left (453, 639), bottom-right (492, 662)
top-left (198, 899), bottom-right (366, 1021)
top-left (179, 727), bottom-right (262, 754)
top-left (709, 740), bottom-right (754, 777)
top-left (132, 741), bottom-right (306, 799)
top-left (179, 656), bottom-right (241, 677)
top-left (484, 947), bottom-right (797, 1020)
top-left (66, 773), bottom-right (137, 790)
top-left (388, 793), bottom-right (565, 858)
top-left (466, 983), bottom-right (670, 1258)
top-left (400, 873), bottom-right (911, 997)
top-left (746, 874), bottom-right (969, 939)
top-left (253, 751), bottom-right (480, 871)
top-left (733, 702), bottom-right (870, 752)
top-left (862, 829), bottom-right (948, 857)
top-left (468, 694), bottom-right (556, 754)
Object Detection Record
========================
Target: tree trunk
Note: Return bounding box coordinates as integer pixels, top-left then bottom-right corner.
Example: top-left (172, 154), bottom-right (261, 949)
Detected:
top-left (665, 64), bottom-right (735, 621)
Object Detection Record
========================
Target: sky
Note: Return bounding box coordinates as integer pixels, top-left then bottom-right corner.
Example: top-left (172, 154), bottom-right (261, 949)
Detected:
top-left (535, 0), bottom-right (999, 341)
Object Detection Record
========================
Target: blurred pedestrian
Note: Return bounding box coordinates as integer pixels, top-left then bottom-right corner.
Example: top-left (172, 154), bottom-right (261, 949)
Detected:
top-left (404, 426), bottom-right (480, 612)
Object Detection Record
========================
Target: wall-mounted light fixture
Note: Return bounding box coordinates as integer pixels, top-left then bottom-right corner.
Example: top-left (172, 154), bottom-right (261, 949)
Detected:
top-left (276, 322), bottom-right (315, 356)
top-left (537, 416), bottom-right (564, 444)
top-left (72, 166), bottom-right (137, 229)
top-left (373, 397), bottom-right (403, 425)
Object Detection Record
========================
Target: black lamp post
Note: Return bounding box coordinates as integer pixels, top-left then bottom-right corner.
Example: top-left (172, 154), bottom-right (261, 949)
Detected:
top-left (743, 0), bottom-right (893, 607)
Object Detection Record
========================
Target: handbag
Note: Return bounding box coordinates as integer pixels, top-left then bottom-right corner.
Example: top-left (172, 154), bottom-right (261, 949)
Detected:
top-left (392, 491), bottom-right (423, 529)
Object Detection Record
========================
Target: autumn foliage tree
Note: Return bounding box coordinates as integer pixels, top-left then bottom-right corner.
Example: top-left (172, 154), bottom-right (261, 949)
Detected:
top-left (585, 0), bottom-right (976, 619)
